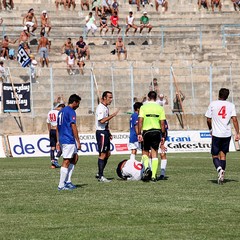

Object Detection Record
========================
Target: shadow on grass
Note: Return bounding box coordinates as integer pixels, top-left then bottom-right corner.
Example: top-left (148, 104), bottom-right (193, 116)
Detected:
top-left (208, 179), bottom-right (239, 184)
top-left (75, 184), bottom-right (88, 188)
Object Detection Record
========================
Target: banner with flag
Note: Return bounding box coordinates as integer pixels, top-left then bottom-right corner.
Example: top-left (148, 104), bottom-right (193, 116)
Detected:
top-left (17, 44), bottom-right (31, 68)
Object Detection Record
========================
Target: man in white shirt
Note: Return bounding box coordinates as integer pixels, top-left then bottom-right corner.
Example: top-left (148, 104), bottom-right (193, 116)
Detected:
top-left (205, 88), bottom-right (240, 184)
top-left (125, 11), bottom-right (138, 37)
top-left (95, 91), bottom-right (119, 182)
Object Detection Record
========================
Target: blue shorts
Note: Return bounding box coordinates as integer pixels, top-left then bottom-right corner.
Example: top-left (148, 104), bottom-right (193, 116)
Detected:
top-left (96, 130), bottom-right (111, 154)
top-left (211, 136), bottom-right (231, 156)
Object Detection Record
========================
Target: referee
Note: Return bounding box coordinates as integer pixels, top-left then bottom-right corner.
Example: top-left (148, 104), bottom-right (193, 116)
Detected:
top-left (138, 91), bottom-right (166, 182)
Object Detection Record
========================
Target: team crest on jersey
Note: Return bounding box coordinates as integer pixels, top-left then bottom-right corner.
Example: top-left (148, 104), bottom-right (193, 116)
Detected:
top-left (72, 116), bottom-right (76, 120)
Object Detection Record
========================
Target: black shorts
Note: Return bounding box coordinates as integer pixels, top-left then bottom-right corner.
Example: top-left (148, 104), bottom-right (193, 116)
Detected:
top-left (96, 130), bottom-right (111, 153)
top-left (142, 129), bottom-right (161, 151)
top-left (211, 136), bottom-right (231, 156)
top-left (49, 129), bottom-right (57, 147)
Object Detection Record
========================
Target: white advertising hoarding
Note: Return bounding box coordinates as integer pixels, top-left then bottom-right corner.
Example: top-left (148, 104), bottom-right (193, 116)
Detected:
top-left (0, 136), bottom-right (6, 158)
top-left (8, 131), bottom-right (236, 158)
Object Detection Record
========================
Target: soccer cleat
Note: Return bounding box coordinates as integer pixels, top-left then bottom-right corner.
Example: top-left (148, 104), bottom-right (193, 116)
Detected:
top-left (151, 178), bottom-right (157, 182)
top-left (157, 175), bottom-right (165, 181)
top-left (98, 176), bottom-right (111, 182)
top-left (58, 186), bottom-right (73, 191)
top-left (142, 167), bottom-right (152, 181)
top-left (218, 170), bottom-right (225, 185)
top-left (95, 173), bottom-right (99, 179)
top-left (52, 160), bottom-right (61, 168)
top-left (65, 182), bottom-right (77, 189)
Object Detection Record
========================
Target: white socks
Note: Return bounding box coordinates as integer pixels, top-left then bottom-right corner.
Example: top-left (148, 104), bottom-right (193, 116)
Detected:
top-left (58, 167), bottom-right (68, 188)
top-left (160, 159), bottom-right (167, 176)
top-left (66, 164), bottom-right (75, 183)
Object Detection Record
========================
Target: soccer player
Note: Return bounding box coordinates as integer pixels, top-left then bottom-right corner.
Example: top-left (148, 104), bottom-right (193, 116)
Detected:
top-left (116, 159), bottom-right (145, 181)
top-left (138, 91), bottom-right (166, 182)
top-left (205, 88), bottom-right (240, 184)
top-left (47, 101), bottom-right (65, 168)
top-left (129, 102), bottom-right (142, 161)
top-left (95, 91), bottom-right (120, 182)
top-left (57, 94), bottom-right (81, 190)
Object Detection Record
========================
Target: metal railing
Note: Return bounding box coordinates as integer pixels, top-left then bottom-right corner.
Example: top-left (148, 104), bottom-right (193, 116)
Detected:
top-left (3, 63), bottom-right (240, 117)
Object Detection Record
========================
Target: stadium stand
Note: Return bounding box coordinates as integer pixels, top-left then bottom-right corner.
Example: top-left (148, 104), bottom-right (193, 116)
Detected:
top-left (0, 0), bottom-right (240, 134)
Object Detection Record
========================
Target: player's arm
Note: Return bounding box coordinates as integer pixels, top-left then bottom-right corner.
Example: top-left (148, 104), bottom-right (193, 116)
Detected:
top-left (231, 116), bottom-right (240, 141)
top-left (137, 116), bottom-right (143, 142)
top-left (47, 122), bottom-right (51, 132)
top-left (22, 15), bottom-right (26, 26)
top-left (206, 117), bottom-right (212, 131)
top-left (99, 109), bottom-right (120, 124)
top-left (160, 119), bottom-right (166, 144)
top-left (71, 123), bottom-right (81, 150)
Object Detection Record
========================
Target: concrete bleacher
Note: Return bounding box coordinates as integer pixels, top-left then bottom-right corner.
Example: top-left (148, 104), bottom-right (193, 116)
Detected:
top-left (1, 0), bottom-right (240, 134)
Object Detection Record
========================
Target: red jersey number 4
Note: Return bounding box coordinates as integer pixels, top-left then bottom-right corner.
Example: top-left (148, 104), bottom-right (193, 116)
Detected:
top-left (218, 106), bottom-right (227, 119)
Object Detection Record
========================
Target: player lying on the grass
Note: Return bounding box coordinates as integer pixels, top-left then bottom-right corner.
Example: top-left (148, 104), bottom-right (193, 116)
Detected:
top-left (116, 158), bottom-right (152, 181)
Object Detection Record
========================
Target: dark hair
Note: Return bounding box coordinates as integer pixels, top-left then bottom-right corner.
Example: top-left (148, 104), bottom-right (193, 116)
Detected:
top-left (68, 38), bottom-right (71, 41)
top-left (68, 94), bottom-right (81, 104)
top-left (28, 8), bottom-right (34, 13)
top-left (133, 102), bottom-right (143, 111)
top-left (102, 91), bottom-right (112, 99)
top-left (148, 91), bottom-right (157, 100)
top-left (116, 159), bottom-right (128, 180)
top-left (40, 32), bottom-right (44, 37)
top-left (219, 88), bottom-right (229, 100)
top-left (79, 36), bottom-right (83, 39)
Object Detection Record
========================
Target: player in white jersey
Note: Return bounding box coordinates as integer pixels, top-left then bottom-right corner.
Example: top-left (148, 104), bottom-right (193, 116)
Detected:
top-left (47, 101), bottom-right (65, 168)
top-left (125, 11), bottom-right (138, 36)
top-left (95, 91), bottom-right (119, 182)
top-left (205, 88), bottom-right (240, 184)
top-left (116, 159), bottom-right (145, 181)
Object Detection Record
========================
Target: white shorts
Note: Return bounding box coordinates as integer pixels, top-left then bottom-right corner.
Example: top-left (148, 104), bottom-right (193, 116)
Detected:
top-left (86, 23), bottom-right (97, 31)
top-left (129, 142), bottom-right (140, 150)
top-left (61, 144), bottom-right (78, 159)
top-left (25, 21), bottom-right (35, 27)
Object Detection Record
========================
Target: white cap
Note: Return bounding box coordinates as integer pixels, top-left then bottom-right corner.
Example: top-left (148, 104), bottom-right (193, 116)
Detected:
top-left (159, 94), bottom-right (164, 98)
top-left (23, 26), bottom-right (28, 30)
top-left (143, 11), bottom-right (147, 14)
top-left (42, 10), bottom-right (47, 14)
top-left (54, 101), bottom-right (65, 109)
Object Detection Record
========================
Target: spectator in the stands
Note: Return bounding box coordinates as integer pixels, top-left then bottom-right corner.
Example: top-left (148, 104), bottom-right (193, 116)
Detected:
top-left (66, 51), bottom-right (76, 75)
top-left (2, 0), bottom-right (14, 10)
top-left (92, 0), bottom-right (102, 16)
top-left (1, 35), bottom-right (17, 60)
top-left (40, 10), bottom-right (52, 36)
top-left (110, 11), bottom-right (121, 35)
top-left (81, 0), bottom-right (90, 10)
top-left (62, 38), bottom-right (74, 56)
top-left (85, 11), bottom-right (97, 36)
top-left (139, 11), bottom-right (152, 35)
top-left (125, 11), bottom-right (138, 37)
top-left (100, 13), bottom-right (109, 36)
top-left (211, 0), bottom-right (222, 12)
top-left (111, 0), bottom-right (119, 14)
top-left (76, 36), bottom-right (90, 60)
top-left (67, 0), bottom-right (76, 10)
top-left (155, 0), bottom-right (168, 12)
top-left (116, 37), bottom-right (127, 60)
top-left (22, 8), bottom-right (38, 36)
top-left (129, 0), bottom-right (140, 11)
top-left (102, 0), bottom-right (112, 15)
top-left (18, 26), bottom-right (31, 52)
top-left (232, 0), bottom-right (240, 11)
top-left (198, 0), bottom-right (209, 11)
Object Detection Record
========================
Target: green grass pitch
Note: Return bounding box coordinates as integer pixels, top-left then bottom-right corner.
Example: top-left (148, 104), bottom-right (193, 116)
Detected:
top-left (0, 152), bottom-right (240, 240)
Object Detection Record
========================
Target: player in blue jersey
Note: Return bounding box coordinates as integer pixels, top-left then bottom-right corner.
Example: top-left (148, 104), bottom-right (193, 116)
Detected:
top-left (56, 94), bottom-right (81, 190)
top-left (129, 102), bottom-right (143, 161)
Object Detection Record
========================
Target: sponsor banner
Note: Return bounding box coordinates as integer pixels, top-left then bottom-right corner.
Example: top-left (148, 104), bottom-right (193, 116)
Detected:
top-left (3, 83), bottom-right (31, 112)
top-left (0, 136), bottom-right (6, 158)
top-left (8, 131), bottom-right (236, 158)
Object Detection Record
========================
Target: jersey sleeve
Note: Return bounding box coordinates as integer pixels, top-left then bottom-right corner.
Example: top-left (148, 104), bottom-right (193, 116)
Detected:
top-left (205, 103), bottom-right (212, 118)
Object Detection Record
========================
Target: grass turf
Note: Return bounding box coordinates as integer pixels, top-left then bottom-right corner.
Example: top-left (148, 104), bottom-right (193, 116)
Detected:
top-left (0, 152), bottom-right (240, 240)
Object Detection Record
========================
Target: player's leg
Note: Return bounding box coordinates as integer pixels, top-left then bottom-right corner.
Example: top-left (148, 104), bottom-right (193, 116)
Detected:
top-left (58, 144), bottom-right (76, 190)
top-left (65, 151), bottom-right (78, 188)
top-left (96, 130), bottom-right (111, 182)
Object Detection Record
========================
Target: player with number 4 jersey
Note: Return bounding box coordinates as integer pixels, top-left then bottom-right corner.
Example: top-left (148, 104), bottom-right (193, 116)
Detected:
top-left (205, 88), bottom-right (240, 184)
